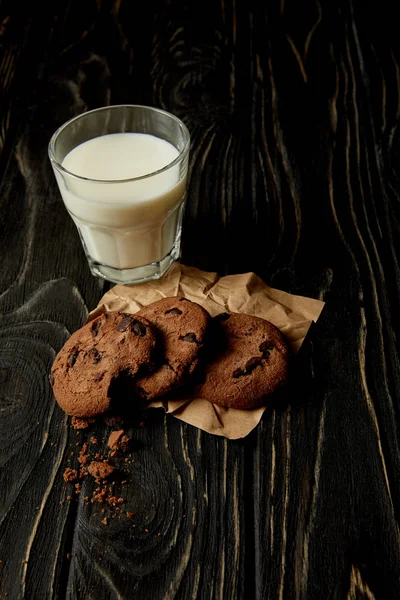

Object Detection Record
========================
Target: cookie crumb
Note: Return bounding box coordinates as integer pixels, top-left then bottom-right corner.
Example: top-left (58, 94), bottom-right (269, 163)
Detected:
top-left (71, 417), bottom-right (90, 430)
top-left (66, 553), bottom-right (71, 560)
top-left (101, 517), bottom-right (108, 526)
top-left (126, 512), bottom-right (134, 519)
top-left (78, 443), bottom-right (89, 465)
top-left (107, 496), bottom-right (125, 507)
top-left (92, 487), bottom-right (107, 503)
top-left (90, 436), bottom-right (98, 444)
top-left (104, 416), bottom-right (122, 427)
top-left (108, 429), bottom-right (131, 453)
top-left (88, 460), bottom-right (115, 481)
top-left (63, 468), bottom-right (78, 483)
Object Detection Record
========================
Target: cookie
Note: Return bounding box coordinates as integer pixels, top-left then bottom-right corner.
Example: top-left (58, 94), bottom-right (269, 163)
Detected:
top-left (198, 312), bottom-right (289, 409)
top-left (51, 312), bottom-right (157, 418)
top-left (134, 297), bottom-right (210, 399)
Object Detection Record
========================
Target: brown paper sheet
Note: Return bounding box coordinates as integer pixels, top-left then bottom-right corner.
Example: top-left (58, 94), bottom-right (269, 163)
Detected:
top-left (89, 263), bottom-right (325, 439)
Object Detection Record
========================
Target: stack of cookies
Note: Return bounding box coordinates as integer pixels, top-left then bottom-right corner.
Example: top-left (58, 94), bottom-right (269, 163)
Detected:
top-left (50, 297), bottom-right (289, 418)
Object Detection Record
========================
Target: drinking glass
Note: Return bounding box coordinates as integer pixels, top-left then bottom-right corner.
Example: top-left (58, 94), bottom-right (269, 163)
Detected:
top-left (48, 105), bottom-right (190, 284)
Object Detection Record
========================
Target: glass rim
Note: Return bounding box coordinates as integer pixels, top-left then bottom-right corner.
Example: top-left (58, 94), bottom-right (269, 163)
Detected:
top-left (48, 104), bottom-right (190, 184)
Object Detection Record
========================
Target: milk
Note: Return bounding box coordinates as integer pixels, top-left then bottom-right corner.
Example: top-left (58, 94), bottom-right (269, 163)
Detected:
top-left (56, 133), bottom-right (186, 273)
top-left (62, 133), bottom-right (179, 181)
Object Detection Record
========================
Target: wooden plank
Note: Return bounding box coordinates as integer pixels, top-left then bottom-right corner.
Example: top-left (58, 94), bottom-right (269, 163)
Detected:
top-left (251, 2), bottom-right (400, 598)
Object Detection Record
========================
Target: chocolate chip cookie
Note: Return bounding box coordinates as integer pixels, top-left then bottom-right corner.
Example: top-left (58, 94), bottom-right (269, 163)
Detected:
top-left (50, 312), bottom-right (157, 417)
top-left (135, 297), bottom-right (210, 399)
top-left (198, 312), bottom-right (289, 409)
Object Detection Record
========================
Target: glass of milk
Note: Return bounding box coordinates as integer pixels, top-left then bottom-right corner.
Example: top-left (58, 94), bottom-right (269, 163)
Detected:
top-left (48, 105), bottom-right (190, 284)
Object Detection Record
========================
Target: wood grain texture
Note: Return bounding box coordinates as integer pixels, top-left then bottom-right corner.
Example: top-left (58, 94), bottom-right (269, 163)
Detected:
top-left (1, 0), bottom-right (400, 598)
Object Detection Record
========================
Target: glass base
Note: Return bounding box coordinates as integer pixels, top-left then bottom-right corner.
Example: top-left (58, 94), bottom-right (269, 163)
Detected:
top-left (88, 243), bottom-right (180, 285)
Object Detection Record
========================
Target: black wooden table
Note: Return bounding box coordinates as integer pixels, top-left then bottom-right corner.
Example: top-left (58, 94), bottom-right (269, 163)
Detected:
top-left (1, 1), bottom-right (400, 598)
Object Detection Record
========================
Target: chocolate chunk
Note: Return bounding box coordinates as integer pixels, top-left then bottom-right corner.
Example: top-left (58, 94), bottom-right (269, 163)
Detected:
top-left (116, 315), bottom-right (146, 336)
top-left (117, 316), bottom-right (133, 332)
top-left (180, 332), bottom-right (198, 344)
top-left (133, 320), bottom-right (147, 336)
top-left (67, 350), bottom-right (79, 368)
top-left (91, 319), bottom-right (102, 337)
top-left (245, 356), bottom-right (263, 372)
top-left (165, 308), bottom-right (183, 315)
top-left (93, 371), bottom-right (105, 382)
top-left (259, 341), bottom-right (273, 352)
top-left (233, 368), bottom-right (246, 378)
top-left (215, 312), bottom-right (231, 321)
top-left (233, 357), bottom-right (264, 378)
top-left (89, 348), bottom-right (102, 363)
top-left (259, 341), bottom-right (273, 357)
top-left (49, 372), bottom-right (54, 386)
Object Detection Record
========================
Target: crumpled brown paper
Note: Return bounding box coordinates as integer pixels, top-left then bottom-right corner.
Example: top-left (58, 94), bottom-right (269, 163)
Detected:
top-left (89, 263), bottom-right (325, 439)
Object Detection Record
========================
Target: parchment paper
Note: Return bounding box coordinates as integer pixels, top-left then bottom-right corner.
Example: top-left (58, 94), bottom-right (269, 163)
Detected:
top-left (89, 263), bottom-right (325, 439)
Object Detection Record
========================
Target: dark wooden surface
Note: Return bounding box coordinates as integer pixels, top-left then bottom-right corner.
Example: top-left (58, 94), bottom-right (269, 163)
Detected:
top-left (1, 1), bottom-right (400, 598)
